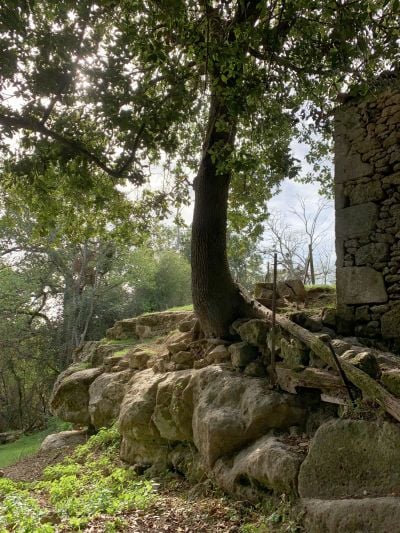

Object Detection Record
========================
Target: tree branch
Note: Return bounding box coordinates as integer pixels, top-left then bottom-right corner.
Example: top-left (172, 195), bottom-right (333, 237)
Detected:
top-left (0, 112), bottom-right (144, 184)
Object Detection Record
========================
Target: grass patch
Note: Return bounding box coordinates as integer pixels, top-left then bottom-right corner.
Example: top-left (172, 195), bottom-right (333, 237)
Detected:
top-left (305, 284), bottom-right (335, 293)
top-left (0, 419), bottom-right (72, 469)
top-left (102, 337), bottom-right (138, 345)
top-left (141, 304), bottom-right (193, 315)
top-left (164, 304), bottom-right (193, 312)
top-left (0, 431), bottom-right (50, 469)
top-left (113, 348), bottom-right (130, 357)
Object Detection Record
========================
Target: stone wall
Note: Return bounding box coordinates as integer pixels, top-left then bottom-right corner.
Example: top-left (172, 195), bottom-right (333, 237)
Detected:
top-left (335, 77), bottom-right (400, 348)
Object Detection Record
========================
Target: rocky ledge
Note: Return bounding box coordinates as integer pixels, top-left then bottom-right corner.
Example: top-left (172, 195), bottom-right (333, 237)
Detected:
top-left (50, 309), bottom-right (400, 532)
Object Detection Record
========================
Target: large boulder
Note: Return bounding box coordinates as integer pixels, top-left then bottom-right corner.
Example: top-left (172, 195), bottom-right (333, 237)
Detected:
top-left (118, 369), bottom-right (167, 443)
top-left (40, 430), bottom-right (87, 452)
top-left (50, 367), bottom-right (102, 425)
top-left (298, 419), bottom-right (400, 498)
top-left (192, 366), bottom-right (307, 466)
top-left (118, 365), bottom-right (307, 471)
top-left (213, 435), bottom-right (303, 498)
top-left (89, 370), bottom-right (133, 429)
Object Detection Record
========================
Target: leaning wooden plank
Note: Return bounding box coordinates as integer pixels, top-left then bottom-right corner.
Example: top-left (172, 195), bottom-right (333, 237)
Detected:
top-left (276, 365), bottom-right (349, 404)
top-left (255, 303), bottom-right (400, 423)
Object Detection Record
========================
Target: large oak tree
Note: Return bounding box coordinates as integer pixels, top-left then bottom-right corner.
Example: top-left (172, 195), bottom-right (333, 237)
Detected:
top-left (1, 0), bottom-right (399, 336)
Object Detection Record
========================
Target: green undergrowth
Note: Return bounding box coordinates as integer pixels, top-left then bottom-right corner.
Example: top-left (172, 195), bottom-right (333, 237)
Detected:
top-left (240, 495), bottom-right (304, 533)
top-left (0, 419), bottom-right (72, 469)
top-left (0, 426), bottom-right (155, 532)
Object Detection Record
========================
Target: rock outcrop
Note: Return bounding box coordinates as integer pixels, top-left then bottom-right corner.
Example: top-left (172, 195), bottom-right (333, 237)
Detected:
top-left (49, 306), bottom-right (400, 530)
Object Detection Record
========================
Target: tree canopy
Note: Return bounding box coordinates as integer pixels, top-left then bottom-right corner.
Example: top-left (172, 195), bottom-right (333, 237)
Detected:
top-left (1, 0), bottom-right (399, 334)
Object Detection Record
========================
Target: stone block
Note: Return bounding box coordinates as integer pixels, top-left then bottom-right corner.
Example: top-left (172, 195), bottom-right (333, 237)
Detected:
top-left (341, 350), bottom-right (380, 378)
top-left (207, 345), bottom-right (231, 364)
top-left (303, 497), bottom-right (400, 533)
top-left (336, 267), bottom-right (387, 304)
top-left (335, 305), bottom-right (355, 335)
top-left (381, 304), bottom-right (400, 338)
top-left (280, 338), bottom-right (309, 369)
top-left (381, 369), bottom-right (400, 396)
top-left (348, 180), bottom-right (384, 205)
top-left (236, 319), bottom-right (269, 346)
top-left (355, 243), bottom-right (389, 265)
top-left (298, 419), bottom-right (400, 498)
top-left (354, 305), bottom-right (370, 322)
top-left (336, 203), bottom-right (378, 238)
top-left (228, 342), bottom-right (258, 368)
top-left (335, 151), bottom-right (373, 184)
top-left (322, 308), bottom-right (337, 328)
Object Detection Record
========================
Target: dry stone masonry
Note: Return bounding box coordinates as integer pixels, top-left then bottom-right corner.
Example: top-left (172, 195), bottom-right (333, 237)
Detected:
top-left (335, 76), bottom-right (400, 348)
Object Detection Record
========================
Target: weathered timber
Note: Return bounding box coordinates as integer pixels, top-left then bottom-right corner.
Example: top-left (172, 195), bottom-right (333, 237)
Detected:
top-left (254, 302), bottom-right (400, 423)
top-left (276, 365), bottom-right (349, 405)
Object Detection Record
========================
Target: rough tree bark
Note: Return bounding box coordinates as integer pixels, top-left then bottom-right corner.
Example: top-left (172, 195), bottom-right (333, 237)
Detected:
top-left (191, 92), bottom-right (258, 337)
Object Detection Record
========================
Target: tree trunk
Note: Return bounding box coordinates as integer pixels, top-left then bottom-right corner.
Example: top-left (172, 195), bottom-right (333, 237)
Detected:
top-left (191, 94), bottom-right (254, 337)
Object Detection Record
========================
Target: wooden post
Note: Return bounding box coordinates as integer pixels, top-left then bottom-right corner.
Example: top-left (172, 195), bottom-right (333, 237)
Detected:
top-left (270, 252), bottom-right (278, 385)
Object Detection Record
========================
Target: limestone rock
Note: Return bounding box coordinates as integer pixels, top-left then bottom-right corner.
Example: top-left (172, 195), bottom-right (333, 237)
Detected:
top-left (40, 430), bottom-right (87, 452)
top-left (254, 282), bottom-right (274, 300)
top-left (118, 369), bottom-right (167, 443)
top-left (303, 498), bottom-right (400, 533)
top-left (298, 419), bottom-right (400, 498)
top-left (213, 435), bottom-right (303, 498)
top-left (229, 342), bottom-right (259, 368)
top-left (107, 311), bottom-right (194, 340)
top-left (50, 367), bottom-right (103, 425)
top-left (89, 370), bottom-right (132, 429)
top-left (128, 349), bottom-right (151, 370)
top-left (289, 312), bottom-right (322, 332)
top-left (381, 369), bottom-right (400, 396)
top-left (341, 350), bottom-right (380, 378)
top-left (168, 340), bottom-right (190, 355)
top-left (171, 351), bottom-right (194, 366)
top-left (243, 360), bottom-right (266, 377)
top-left (336, 267), bottom-right (387, 305)
top-left (277, 279), bottom-right (307, 303)
top-left (192, 366), bottom-right (307, 467)
top-left (152, 370), bottom-right (194, 441)
top-left (322, 308), bottom-right (337, 328)
top-left (280, 338), bottom-right (309, 369)
top-left (236, 319), bottom-right (269, 347)
top-left (206, 345), bottom-right (231, 364)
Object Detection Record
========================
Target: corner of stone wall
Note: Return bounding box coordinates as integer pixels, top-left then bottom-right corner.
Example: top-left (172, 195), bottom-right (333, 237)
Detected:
top-left (335, 78), bottom-right (400, 348)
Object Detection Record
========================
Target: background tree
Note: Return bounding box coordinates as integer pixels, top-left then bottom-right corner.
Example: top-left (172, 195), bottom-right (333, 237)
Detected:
top-left (0, 0), bottom-right (398, 336)
top-left (0, 209), bottom-right (192, 432)
top-left (264, 197), bottom-right (334, 284)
